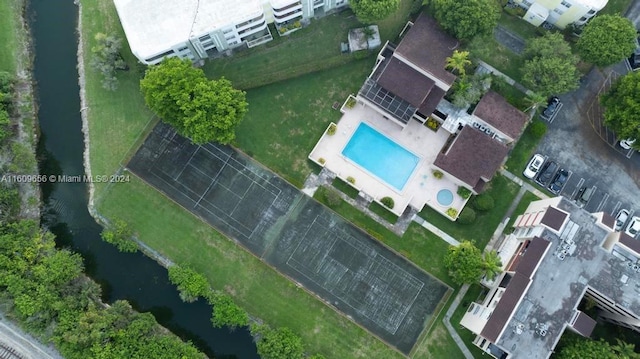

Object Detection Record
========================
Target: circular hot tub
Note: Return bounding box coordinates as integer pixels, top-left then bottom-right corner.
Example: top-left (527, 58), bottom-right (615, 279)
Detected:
top-left (437, 189), bottom-right (454, 206)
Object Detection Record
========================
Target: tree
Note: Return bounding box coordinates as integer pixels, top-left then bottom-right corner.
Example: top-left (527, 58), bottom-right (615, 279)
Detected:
top-left (167, 265), bottom-right (210, 303)
top-left (90, 33), bottom-right (126, 91)
top-left (600, 71), bottom-right (640, 145)
top-left (557, 338), bottom-right (619, 359)
top-left (482, 250), bottom-right (502, 281)
top-left (445, 50), bottom-right (472, 77)
top-left (521, 33), bottom-right (580, 96)
top-left (207, 292), bottom-right (249, 329)
top-left (451, 72), bottom-right (491, 108)
top-left (140, 58), bottom-right (248, 145)
top-left (349, 0), bottom-right (399, 24)
top-left (253, 326), bottom-right (304, 359)
top-left (100, 219), bottom-right (138, 253)
top-left (432, 0), bottom-right (501, 40)
top-left (443, 241), bottom-right (485, 284)
top-left (576, 14), bottom-right (637, 67)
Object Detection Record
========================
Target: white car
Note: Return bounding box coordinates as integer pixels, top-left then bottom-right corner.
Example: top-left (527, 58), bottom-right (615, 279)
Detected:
top-left (625, 216), bottom-right (640, 238)
top-left (615, 209), bottom-right (629, 231)
top-left (620, 138), bottom-right (636, 150)
top-left (523, 154), bottom-right (544, 179)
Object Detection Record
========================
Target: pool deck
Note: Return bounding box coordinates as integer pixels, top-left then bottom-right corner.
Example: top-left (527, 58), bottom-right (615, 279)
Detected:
top-left (309, 100), bottom-right (468, 217)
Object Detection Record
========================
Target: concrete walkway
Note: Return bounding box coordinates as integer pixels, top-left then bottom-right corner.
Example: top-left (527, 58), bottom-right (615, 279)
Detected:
top-left (443, 284), bottom-right (475, 359)
top-left (412, 216), bottom-right (459, 246)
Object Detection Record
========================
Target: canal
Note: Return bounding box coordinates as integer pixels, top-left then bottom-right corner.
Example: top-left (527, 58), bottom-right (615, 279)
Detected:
top-left (30, 0), bottom-right (259, 357)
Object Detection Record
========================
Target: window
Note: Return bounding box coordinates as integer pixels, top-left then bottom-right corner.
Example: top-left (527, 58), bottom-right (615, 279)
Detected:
top-left (522, 0), bottom-right (532, 6)
top-left (199, 34), bottom-right (211, 41)
top-left (560, 0), bottom-right (571, 8)
top-left (145, 50), bottom-right (174, 63)
top-left (178, 46), bottom-right (189, 52)
top-left (553, 8), bottom-right (565, 15)
top-left (222, 29), bottom-right (233, 34)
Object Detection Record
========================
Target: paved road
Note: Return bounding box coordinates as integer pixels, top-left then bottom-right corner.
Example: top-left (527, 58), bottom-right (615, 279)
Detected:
top-left (0, 313), bottom-right (63, 359)
top-left (626, 0), bottom-right (640, 29)
top-left (533, 65), bottom-right (640, 220)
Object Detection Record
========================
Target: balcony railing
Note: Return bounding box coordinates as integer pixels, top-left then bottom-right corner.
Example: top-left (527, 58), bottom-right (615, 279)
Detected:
top-left (274, 9), bottom-right (303, 24)
top-left (272, 2), bottom-right (302, 17)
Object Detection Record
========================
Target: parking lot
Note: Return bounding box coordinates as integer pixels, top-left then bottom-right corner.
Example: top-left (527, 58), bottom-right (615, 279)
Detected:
top-left (530, 64), bottom-right (640, 232)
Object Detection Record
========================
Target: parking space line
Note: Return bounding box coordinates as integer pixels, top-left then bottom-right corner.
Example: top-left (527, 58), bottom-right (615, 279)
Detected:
top-left (596, 193), bottom-right (609, 213)
top-left (569, 178), bottom-right (585, 199)
top-left (548, 103), bottom-right (564, 123)
top-left (560, 171), bottom-right (573, 197)
top-left (611, 201), bottom-right (621, 216)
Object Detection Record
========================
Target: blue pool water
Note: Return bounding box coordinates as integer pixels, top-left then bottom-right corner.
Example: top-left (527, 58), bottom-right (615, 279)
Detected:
top-left (342, 123), bottom-right (419, 190)
top-left (437, 189), bottom-right (453, 206)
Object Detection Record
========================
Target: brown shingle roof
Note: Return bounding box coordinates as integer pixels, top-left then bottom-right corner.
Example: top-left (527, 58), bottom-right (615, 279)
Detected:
top-left (513, 236), bottom-right (550, 278)
top-left (377, 57), bottom-right (435, 107)
top-left (601, 213), bottom-right (616, 230)
top-left (481, 272), bottom-right (530, 342)
top-left (395, 13), bottom-right (457, 87)
top-left (434, 127), bottom-right (509, 191)
top-left (540, 207), bottom-right (568, 232)
top-left (571, 311), bottom-right (596, 337)
top-left (418, 86), bottom-right (445, 116)
top-left (473, 90), bottom-right (529, 140)
top-left (619, 233), bottom-right (640, 255)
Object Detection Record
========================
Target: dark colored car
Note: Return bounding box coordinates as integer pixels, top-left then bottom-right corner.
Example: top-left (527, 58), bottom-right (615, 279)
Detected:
top-left (536, 160), bottom-right (558, 186)
top-left (542, 97), bottom-right (560, 119)
top-left (548, 168), bottom-right (569, 194)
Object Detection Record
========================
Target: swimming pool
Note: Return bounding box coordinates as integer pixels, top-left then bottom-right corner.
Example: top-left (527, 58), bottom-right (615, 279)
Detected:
top-left (342, 123), bottom-right (419, 191)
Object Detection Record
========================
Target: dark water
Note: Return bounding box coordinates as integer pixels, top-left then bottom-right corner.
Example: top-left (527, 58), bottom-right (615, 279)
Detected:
top-left (30, 1), bottom-right (258, 358)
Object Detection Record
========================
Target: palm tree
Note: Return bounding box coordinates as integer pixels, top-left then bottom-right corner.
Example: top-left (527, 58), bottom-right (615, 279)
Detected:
top-left (523, 92), bottom-right (547, 113)
top-left (482, 250), bottom-right (503, 281)
top-left (445, 50), bottom-right (472, 77)
top-left (612, 339), bottom-right (640, 359)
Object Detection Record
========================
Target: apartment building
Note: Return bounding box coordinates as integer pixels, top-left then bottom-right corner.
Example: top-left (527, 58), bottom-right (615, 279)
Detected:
top-left (461, 196), bottom-right (640, 358)
top-left (512, 0), bottom-right (609, 29)
top-left (113, 0), bottom-right (349, 65)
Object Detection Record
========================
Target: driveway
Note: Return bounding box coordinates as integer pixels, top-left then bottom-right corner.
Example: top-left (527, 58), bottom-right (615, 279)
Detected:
top-left (533, 66), bottom-right (640, 218)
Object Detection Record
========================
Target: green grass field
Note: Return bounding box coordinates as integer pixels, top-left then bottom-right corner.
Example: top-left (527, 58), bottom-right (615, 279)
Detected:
top-left (504, 120), bottom-right (547, 178)
top-left (0, 0), bottom-right (20, 73)
top-left (418, 175), bottom-right (520, 250)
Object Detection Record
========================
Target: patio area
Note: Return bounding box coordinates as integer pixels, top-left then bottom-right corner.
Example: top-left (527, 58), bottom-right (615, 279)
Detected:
top-left (309, 97), bottom-right (469, 218)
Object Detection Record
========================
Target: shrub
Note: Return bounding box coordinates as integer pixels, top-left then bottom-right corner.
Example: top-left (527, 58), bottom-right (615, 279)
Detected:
top-left (346, 176), bottom-right (356, 184)
top-left (318, 157), bottom-right (326, 165)
top-left (529, 120), bottom-right (547, 138)
top-left (473, 194), bottom-right (495, 211)
top-left (446, 208), bottom-right (458, 218)
top-left (457, 207), bottom-right (477, 224)
top-left (432, 170), bottom-right (444, 179)
top-left (327, 123), bottom-right (337, 135)
top-left (457, 186), bottom-right (472, 199)
top-left (207, 292), bottom-right (249, 329)
top-left (100, 219), bottom-right (138, 253)
top-left (353, 50), bottom-right (371, 60)
top-left (345, 96), bottom-right (357, 108)
top-left (380, 196), bottom-right (394, 209)
top-left (426, 117), bottom-right (440, 131)
top-left (167, 266), bottom-right (209, 303)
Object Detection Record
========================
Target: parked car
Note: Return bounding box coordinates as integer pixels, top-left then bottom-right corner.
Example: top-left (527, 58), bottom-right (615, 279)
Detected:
top-left (615, 209), bottom-right (630, 232)
top-left (625, 216), bottom-right (640, 238)
top-left (620, 138), bottom-right (636, 150)
top-left (627, 36), bottom-right (640, 71)
top-left (523, 154), bottom-right (545, 179)
top-left (575, 186), bottom-right (594, 208)
top-left (548, 168), bottom-right (569, 194)
top-left (542, 97), bottom-right (560, 119)
top-left (536, 160), bottom-right (558, 186)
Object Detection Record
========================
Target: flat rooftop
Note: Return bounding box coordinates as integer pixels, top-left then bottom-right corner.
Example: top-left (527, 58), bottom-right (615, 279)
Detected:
top-left (114, 0), bottom-right (263, 59)
top-left (497, 198), bottom-right (640, 358)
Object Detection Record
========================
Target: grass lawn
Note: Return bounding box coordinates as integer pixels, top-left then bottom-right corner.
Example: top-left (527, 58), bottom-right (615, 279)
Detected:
top-left (98, 177), bottom-right (405, 359)
top-left (504, 120), bottom-right (547, 178)
top-left (466, 34), bottom-right (524, 83)
top-left (506, 191), bottom-right (541, 230)
top-left (0, 0), bottom-right (20, 73)
top-left (333, 177), bottom-right (359, 198)
top-left (449, 285), bottom-right (489, 358)
top-left (233, 59), bottom-right (374, 187)
top-left (418, 175), bottom-right (520, 250)
top-left (203, 0), bottom-right (421, 90)
top-left (369, 201), bottom-right (398, 224)
top-left (497, 12), bottom-right (539, 41)
top-left (600, 0), bottom-right (633, 15)
top-left (491, 75), bottom-right (529, 110)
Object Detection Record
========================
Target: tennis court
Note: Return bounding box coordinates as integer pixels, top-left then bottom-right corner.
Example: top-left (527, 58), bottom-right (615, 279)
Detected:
top-left (128, 123), bottom-right (450, 354)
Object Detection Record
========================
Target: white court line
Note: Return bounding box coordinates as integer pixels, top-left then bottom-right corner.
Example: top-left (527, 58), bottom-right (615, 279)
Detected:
top-left (174, 147), bottom-right (202, 181)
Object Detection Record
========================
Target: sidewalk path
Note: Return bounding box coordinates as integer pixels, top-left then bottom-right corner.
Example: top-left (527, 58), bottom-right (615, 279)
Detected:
top-left (500, 169), bottom-right (549, 199)
top-left (476, 60), bottom-right (534, 97)
top-left (443, 284), bottom-right (475, 359)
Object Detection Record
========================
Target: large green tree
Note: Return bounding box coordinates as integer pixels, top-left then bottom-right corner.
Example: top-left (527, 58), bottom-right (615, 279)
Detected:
top-left (522, 32), bottom-right (580, 96)
top-left (252, 325), bottom-right (304, 359)
top-left (600, 71), bottom-right (640, 144)
top-left (140, 58), bottom-right (248, 144)
top-left (167, 265), bottom-right (210, 303)
top-left (349, 0), bottom-right (399, 24)
top-left (577, 14), bottom-right (637, 67)
top-left (557, 338), bottom-right (623, 359)
top-left (432, 0), bottom-right (501, 40)
top-left (444, 241), bottom-right (485, 284)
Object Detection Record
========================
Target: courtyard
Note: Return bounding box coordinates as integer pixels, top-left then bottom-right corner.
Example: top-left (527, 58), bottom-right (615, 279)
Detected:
top-left (309, 96), bottom-right (468, 218)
